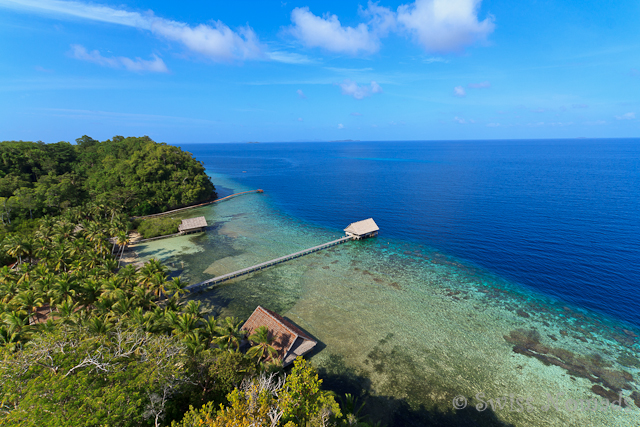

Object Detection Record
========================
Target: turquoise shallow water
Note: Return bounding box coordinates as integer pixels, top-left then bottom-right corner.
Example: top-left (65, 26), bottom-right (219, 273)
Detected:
top-left (133, 172), bottom-right (640, 426)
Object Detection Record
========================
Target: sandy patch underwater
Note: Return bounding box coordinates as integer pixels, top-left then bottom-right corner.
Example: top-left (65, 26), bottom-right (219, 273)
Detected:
top-left (133, 172), bottom-right (640, 426)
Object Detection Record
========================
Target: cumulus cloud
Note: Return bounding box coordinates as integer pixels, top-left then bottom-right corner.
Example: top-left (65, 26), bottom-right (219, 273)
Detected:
top-left (338, 123), bottom-right (345, 129)
top-left (616, 112), bottom-right (636, 120)
top-left (339, 80), bottom-right (383, 99)
top-left (297, 117), bottom-right (303, 121)
top-left (70, 44), bottom-right (168, 72)
top-left (5, 0), bottom-right (267, 62)
top-left (454, 116), bottom-right (466, 123)
top-left (397, 0), bottom-right (495, 53)
top-left (297, 89), bottom-right (306, 99)
top-left (453, 86), bottom-right (466, 97)
top-left (289, 0), bottom-right (493, 55)
top-left (289, 6), bottom-right (380, 54)
top-left (468, 81), bottom-right (490, 88)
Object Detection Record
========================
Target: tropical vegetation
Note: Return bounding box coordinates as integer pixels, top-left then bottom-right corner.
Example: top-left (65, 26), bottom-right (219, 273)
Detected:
top-left (0, 138), bottom-right (378, 426)
top-left (0, 135), bottom-right (216, 219)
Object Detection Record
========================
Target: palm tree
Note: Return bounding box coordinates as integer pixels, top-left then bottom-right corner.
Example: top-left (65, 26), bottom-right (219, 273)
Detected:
top-left (149, 272), bottom-right (169, 298)
top-left (132, 286), bottom-right (156, 310)
top-left (182, 300), bottom-right (202, 316)
top-left (53, 273), bottom-right (76, 304)
top-left (117, 265), bottom-right (138, 289)
top-left (171, 313), bottom-right (200, 338)
top-left (15, 290), bottom-right (44, 324)
top-left (200, 315), bottom-right (218, 345)
top-left (246, 326), bottom-right (278, 362)
top-left (78, 279), bottom-right (102, 308)
top-left (100, 279), bottom-right (123, 303)
top-left (4, 237), bottom-right (32, 265)
top-left (183, 330), bottom-right (208, 355)
top-left (2, 310), bottom-right (29, 334)
top-left (214, 317), bottom-right (244, 352)
top-left (166, 277), bottom-right (189, 299)
top-left (112, 295), bottom-right (134, 316)
top-left (116, 231), bottom-right (130, 266)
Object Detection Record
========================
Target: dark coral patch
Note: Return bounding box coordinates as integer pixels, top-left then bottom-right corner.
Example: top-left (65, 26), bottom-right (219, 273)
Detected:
top-left (516, 309), bottom-right (530, 318)
top-left (591, 385), bottom-right (627, 407)
top-left (504, 329), bottom-right (634, 401)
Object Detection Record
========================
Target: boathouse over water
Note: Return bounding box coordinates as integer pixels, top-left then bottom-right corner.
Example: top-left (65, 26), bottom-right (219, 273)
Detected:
top-left (179, 216), bottom-right (207, 234)
top-left (242, 306), bottom-right (318, 366)
top-left (344, 218), bottom-right (379, 239)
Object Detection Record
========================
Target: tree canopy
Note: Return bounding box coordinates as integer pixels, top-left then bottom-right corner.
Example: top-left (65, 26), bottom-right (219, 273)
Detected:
top-left (0, 136), bottom-right (216, 220)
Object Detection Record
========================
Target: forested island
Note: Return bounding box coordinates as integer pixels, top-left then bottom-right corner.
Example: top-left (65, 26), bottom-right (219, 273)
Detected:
top-left (0, 136), bottom-right (374, 427)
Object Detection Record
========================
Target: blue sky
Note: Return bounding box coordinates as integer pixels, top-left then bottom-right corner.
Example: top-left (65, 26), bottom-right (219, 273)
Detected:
top-left (0, 0), bottom-right (639, 143)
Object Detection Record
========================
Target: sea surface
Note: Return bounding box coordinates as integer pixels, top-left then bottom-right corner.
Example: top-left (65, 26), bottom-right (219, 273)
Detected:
top-left (134, 139), bottom-right (640, 426)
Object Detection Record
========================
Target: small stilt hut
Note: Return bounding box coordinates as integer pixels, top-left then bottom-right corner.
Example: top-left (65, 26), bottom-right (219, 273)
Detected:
top-left (178, 216), bottom-right (207, 234)
top-left (344, 218), bottom-right (379, 240)
top-left (242, 306), bottom-right (317, 367)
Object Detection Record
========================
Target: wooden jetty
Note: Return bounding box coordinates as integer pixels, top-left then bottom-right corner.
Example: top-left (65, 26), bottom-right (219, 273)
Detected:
top-left (133, 189), bottom-right (263, 220)
top-left (187, 235), bottom-right (353, 292)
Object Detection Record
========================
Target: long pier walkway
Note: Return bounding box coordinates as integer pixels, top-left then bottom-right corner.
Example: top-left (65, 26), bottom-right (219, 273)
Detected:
top-left (186, 235), bottom-right (353, 292)
top-left (133, 189), bottom-right (263, 220)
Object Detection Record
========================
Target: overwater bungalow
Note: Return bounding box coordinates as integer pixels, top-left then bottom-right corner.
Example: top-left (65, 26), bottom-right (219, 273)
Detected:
top-left (242, 306), bottom-right (318, 367)
top-left (344, 218), bottom-right (379, 239)
top-left (178, 216), bottom-right (207, 234)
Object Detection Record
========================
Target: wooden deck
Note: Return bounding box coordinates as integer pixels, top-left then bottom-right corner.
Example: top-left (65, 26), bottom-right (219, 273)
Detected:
top-left (186, 236), bottom-right (353, 292)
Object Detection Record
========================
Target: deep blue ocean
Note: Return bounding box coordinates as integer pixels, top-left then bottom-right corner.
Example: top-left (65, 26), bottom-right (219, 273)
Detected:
top-left (181, 139), bottom-right (640, 328)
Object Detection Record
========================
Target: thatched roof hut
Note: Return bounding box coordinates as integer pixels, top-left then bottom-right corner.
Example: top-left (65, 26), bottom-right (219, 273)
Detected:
top-left (242, 306), bottom-right (317, 366)
top-left (178, 216), bottom-right (207, 234)
top-left (344, 218), bottom-right (379, 239)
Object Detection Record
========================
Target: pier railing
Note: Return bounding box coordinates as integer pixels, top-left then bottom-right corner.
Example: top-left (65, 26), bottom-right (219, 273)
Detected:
top-left (186, 235), bottom-right (353, 292)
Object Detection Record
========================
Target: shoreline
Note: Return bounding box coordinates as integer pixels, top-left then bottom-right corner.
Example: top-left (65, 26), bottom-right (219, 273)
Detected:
top-left (132, 171), bottom-right (640, 425)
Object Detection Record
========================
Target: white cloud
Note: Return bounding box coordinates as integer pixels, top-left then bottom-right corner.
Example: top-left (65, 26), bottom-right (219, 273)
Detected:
top-left (70, 44), bottom-right (168, 72)
top-left (289, 6), bottom-right (380, 54)
top-left (453, 86), bottom-right (466, 97)
top-left (337, 123), bottom-right (345, 129)
top-left (297, 117), bottom-right (303, 121)
top-left (339, 80), bottom-right (383, 99)
top-left (288, 0), bottom-right (493, 55)
top-left (468, 81), bottom-right (490, 88)
top-left (359, 1), bottom-right (397, 36)
top-left (423, 56), bottom-right (448, 63)
top-left (297, 89), bottom-right (306, 99)
top-left (34, 65), bottom-right (54, 73)
top-left (616, 112), bottom-right (635, 120)
top-left (4, 0), bottom-right (268, 62)
top-left (486, 122), bottom-right (500, 127)
top-left (454, 116), bottom-right (466, 123)
top-left (397, 0), bottom-right (495, 53)
top-left (265, 51), bottom-right (312, 64)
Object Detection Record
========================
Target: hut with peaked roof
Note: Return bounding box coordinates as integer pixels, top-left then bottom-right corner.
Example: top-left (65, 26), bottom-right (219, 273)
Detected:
top-left (178, 216), bottom-right (207, 234)
top-left (241, 306), bottom-right (318, 367)
top-left (344, 218), bottom-right (379, 240)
